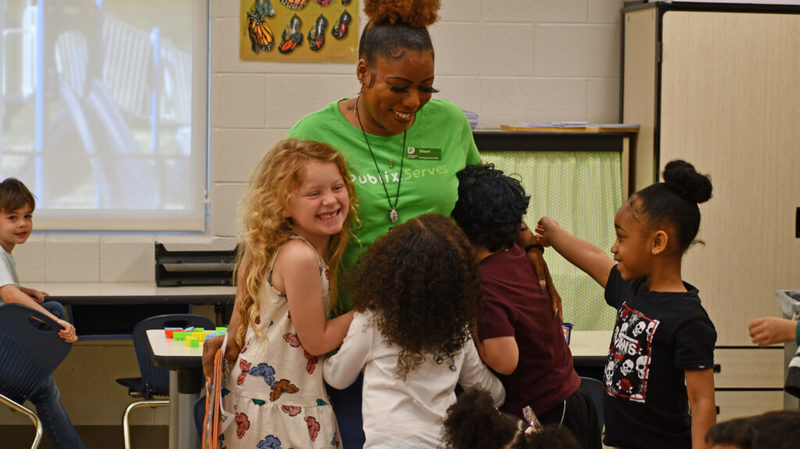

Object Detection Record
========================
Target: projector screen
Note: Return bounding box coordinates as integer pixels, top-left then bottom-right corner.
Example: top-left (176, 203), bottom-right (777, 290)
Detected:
top-left (0, 0), bottom-right (207, 231)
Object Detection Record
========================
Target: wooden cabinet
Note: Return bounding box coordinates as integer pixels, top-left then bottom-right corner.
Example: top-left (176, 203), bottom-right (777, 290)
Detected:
top-left (713, 347), bottom-right (786, 419)
top-left (622, 2), bottom-right (800, 415)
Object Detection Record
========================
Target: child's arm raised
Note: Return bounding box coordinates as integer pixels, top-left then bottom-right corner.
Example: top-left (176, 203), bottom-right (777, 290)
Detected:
top-left (0, 284), bottom-right (77, 342)
top-left (518, 220), bottom-right (563, 321)
top-left (275, 240), bottom-right (354, 357)
top-left (685, 368), bottom-right (715, 449)
top-left (535, 217), bottom-right (615, 288)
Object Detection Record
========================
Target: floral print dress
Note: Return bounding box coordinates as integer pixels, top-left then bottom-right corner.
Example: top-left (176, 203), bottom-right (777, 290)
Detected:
top-left (221, 235), bottom-right (341, 449)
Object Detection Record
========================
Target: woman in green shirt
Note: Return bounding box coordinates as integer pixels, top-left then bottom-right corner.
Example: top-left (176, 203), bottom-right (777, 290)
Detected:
top-left (205, 1), bottom-right (557, 447)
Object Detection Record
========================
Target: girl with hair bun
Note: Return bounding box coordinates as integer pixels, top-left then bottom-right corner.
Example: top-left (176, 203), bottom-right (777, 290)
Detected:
top-left (536, 160), bottom-right (718, 449)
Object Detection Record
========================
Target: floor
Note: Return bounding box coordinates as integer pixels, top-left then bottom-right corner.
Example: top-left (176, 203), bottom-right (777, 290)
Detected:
top-left (1, 425), bottom-right (168, 449)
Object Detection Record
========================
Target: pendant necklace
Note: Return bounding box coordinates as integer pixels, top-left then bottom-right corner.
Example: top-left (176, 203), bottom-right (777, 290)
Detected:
top-left (355, 94), bottom-right (406, 224)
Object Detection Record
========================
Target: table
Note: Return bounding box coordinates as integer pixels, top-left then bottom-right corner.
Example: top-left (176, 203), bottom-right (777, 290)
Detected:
top-left (146, 328), bottom-right (205, 449)
top-left (33, 283), bottom-right (235, 339)
top-left (569, 330), bottom-right (612, 366)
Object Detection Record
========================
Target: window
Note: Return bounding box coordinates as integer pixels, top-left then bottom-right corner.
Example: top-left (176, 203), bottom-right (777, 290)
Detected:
top-left (0, 0), bottom-right (207, 230)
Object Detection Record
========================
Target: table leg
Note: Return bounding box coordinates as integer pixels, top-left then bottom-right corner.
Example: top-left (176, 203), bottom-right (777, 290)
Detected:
top-left (169, 370), bottom-right (179, 449)
top-left (176, 368), bottom-right (203, 449)
top-left (177, 391), bottom-right (199, 449)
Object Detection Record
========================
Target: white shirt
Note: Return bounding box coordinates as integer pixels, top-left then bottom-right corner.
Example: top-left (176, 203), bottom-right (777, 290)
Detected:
top-left (0, 247), bottom-right (20, 303)
top-left (323, 311), bottom-right (505, 448)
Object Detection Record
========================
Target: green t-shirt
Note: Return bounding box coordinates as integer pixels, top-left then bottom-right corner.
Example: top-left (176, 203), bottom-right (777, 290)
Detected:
top-left (289, 98), bottom-right (481, 313)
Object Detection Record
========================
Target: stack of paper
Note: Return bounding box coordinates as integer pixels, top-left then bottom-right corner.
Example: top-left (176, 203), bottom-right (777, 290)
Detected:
top-left (507, 121), bottom-right (588, 128)
top-left (462, 110), bottom-right (479, 130)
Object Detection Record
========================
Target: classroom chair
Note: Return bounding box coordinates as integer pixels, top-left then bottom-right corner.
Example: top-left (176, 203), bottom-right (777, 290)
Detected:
top-left (116, 313), bottom-right (214, 449)
top-left (0, 304), bottom-right (72, 449)
top-left (580, 376), bottom-right (605, 431)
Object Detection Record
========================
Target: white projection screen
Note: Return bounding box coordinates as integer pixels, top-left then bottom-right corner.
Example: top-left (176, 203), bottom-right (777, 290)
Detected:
top-left (0, 0), bottom-right (207, 230)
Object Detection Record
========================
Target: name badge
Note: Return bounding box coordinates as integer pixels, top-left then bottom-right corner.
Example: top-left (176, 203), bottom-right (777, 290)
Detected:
top-left (406, 147), bottom-right (441, 161)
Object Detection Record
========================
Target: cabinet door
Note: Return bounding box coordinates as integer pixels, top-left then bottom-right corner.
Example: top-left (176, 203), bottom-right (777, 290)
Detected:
top-left (715, 391), bottom-right (785, 422)
top-left (714, 348), bottom-right (784, 389)
top-left (659, 11), bottom-right (800, 345)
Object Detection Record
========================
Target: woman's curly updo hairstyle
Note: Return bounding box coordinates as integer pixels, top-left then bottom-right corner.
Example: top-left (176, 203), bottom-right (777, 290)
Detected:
top-left (359, 0), bottom-right (440, 64)
top-left (452, 164), bottom-right (530, 252)
top-left (630, 159), bottom-right (712, 253)
top-left (345, 213), bottom-right (480, 380)
top-left (235, 138), bottom-right (357, 348)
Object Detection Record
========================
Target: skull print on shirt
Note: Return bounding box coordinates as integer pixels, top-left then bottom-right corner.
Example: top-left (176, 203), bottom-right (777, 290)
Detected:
top-left (604, 302), bottom-right (659, 403)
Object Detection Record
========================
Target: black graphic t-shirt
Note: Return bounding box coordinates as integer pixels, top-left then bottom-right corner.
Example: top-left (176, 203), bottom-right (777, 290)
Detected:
top-left (602, 266), bottom-right (716, 449)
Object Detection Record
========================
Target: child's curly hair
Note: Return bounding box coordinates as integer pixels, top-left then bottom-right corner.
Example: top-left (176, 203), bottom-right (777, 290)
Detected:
top-left (235, 138), bottom-right (358, 348)
top-left (359, 0), bottom-right (440, 64)
top-left (442, 389), bottom-right (581, 449)
top-left (345, 213), bottom-right (480, 380)
top-left (452, 164), bottom-right (530, 252)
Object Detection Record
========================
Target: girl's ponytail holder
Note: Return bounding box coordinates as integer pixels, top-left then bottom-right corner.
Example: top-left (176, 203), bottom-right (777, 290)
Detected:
top-left (521, 405), bottom-right (544, 436)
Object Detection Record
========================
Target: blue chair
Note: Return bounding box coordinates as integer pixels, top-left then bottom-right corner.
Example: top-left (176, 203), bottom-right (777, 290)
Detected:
top-left (0, 304), bottom-right (72, 449)
top-left (580, 376), bottom-right (605, 431)
top-left (116, 313), bottom-right (214, 449)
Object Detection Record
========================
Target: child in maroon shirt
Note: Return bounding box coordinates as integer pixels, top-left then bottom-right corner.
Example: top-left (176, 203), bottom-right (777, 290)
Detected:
top-left (452, 164), bottom-right (600, 449)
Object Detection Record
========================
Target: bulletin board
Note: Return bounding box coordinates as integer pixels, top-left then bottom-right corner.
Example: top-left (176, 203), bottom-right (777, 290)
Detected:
top-left (240, 0), bottom-right (359, 62)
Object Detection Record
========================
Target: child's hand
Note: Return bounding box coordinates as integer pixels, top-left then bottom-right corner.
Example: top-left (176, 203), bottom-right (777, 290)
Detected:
top-left (20, 286), bottom-right (48, 303)
top-left (534, 217), bottom-right (560, 247)
top-left (56, 319), bottom-right (78, 343)
top-left (749, 317), bottom-right (798, 347)
top-left (203, 335), bottom-right (225, 383)
top-left (30, 289), bottom-right (48, 303)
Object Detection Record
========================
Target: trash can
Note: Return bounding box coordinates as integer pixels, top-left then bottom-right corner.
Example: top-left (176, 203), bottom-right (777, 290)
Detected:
top-left (777, 290), bottom-right (800, 398)
top-left (776, 290), bottom-right (800, 320)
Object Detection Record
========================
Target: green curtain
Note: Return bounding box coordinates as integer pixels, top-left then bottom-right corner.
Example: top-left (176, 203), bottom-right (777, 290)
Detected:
top-left (481, 151), bottom-right (623, 331)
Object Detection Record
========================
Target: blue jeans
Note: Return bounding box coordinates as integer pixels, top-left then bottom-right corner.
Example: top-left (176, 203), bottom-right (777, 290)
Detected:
top-left (326, 374), bottom-right (365, 449)
top-left (27, 301), bottom-right (86, 449)
top-left (39, 301), bottom-right (66, 326)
